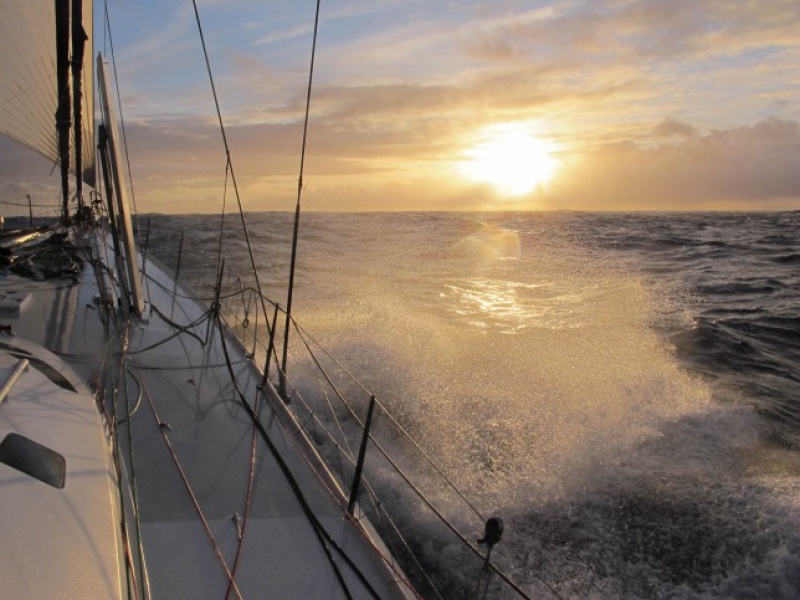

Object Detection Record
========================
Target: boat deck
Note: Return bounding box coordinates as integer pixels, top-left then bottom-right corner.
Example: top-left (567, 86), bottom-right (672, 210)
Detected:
top-left (0, 227), bottom-right (414, 599)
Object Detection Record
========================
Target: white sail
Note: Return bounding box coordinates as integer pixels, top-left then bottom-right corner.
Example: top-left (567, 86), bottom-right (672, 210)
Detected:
top-left (0, 0), bottom-right (94, 184)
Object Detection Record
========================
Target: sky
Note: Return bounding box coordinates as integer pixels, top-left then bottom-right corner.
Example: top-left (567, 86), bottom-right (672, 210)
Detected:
top-left (2, 0), bottom-right (800, 213)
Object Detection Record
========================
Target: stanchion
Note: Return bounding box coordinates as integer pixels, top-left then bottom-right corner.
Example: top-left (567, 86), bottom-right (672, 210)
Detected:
top-left (348, 395), bottom-right (376, 516)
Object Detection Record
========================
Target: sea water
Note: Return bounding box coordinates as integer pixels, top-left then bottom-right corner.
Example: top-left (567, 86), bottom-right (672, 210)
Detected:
top-left (147, 211), bottom-right (800, 599)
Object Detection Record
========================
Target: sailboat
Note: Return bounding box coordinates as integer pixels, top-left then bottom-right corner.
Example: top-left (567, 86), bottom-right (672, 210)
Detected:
top-left (0, 2), bottom-right (421, 598)
top-left (0, 1), bottom-right (544, 598)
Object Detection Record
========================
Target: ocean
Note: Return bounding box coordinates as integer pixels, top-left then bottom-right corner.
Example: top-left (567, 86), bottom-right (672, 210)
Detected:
top-left (145, 211), bottom-right (800, 599)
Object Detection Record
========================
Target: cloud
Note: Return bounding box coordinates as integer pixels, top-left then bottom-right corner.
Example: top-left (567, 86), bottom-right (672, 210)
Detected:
top-left (543, 117), bottom-right (800, 210)
top-left (4, 112), bottom-right (799, 213)
top-left (90, 109), bottom-right (799, 213)
top-left (6, 1), bottom-right (798, 213)
top-left (453, 0), bottom-right (800, 130)
top-left (462, 0), bottom-right (800, 64)
top-left (255, 23), bottom-right (312, 47)
top-left (652, 118), bottom-right (697, 139)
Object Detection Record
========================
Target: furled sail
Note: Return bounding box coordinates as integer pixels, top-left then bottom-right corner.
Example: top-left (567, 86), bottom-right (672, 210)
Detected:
top-left (0, 0), bottom-right (94, 186)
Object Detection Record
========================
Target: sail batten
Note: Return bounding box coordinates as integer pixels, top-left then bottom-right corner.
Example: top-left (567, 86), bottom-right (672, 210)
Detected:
top-left (0, 0), bottom-right (94, 187)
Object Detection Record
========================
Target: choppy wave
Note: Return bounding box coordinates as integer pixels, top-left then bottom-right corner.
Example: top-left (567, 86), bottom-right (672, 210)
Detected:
top-left (146, 211), bottom-right (800, 599)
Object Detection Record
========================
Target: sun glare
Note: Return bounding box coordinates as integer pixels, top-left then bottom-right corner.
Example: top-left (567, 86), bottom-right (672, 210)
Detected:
top-left (460, 125), bottom-right (559, 196)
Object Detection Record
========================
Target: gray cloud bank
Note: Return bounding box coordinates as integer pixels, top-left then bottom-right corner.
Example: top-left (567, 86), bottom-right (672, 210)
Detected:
top-left (4, 115), bottom-right (797, 213)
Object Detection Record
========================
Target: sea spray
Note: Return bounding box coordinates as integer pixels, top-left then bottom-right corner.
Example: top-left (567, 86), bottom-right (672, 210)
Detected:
top-left (297, 217), bottom-right (708, 497)
top-left (278, 215), bottom-right (721, 597)
top-left (146, 211), bottom-right (800, 599)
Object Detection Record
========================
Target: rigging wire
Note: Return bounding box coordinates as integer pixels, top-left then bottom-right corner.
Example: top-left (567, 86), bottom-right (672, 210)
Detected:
top-left (173, 265), bottom-right (540, 596)
top-left (0, 197), bottom-right (61, 208)
top-left (262, 342), bottom-right (432, 598)
top-left (137, 368), bottom-right (245, 600)
top-left (366, 497), bottom-right (445, 600)
top-left (141, 269), bottom-right (264, 303)
top-left (292, 318), bottom-right (488, 521)
top-left (225, 421), bottom-right (258, 600)
top-left (120, 0), bottom-right (560, 587)
top-left (121, 308), bottom-right (211, 356)
top-left (216, 311), bottom-right (382, 600)
top-left (109, 328), bottom-right (151, 598)
top-left (189, 0), bottom-right (276, 371)
top-left (92, 300), bottom-right (141, 600)
top-left (115, 367), bottom-right (143, 424)
top-left (117, 330), bottom-right (152, 600)
top-left (103, 1), bottom-right (141, 240)
top-left (216, 161), bottom-right (230, 281)
top-left (282, 0), bottom-right (323, 380)
top-left (145, 248), bottom-right (556, 597)
top-left (265, 377), bottom-right (424, 600)
top-left (149, 303), bottom-right (209, 347)
top-left (288, 319), bottom-right (556, 599)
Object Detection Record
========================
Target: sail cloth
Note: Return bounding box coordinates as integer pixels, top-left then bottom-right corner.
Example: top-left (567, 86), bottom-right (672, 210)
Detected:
top-left (0, 0), bottom-right (94, 186)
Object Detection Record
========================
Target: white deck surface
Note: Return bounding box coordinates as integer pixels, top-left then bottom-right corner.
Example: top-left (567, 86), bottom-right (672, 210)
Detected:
top-left (0, 229), bottom-right (416, 599)
top-left (0, 340), bottom-right (123, 599)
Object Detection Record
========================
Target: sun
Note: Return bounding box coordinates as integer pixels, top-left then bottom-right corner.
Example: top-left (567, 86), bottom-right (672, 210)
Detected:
top-left (460, 124), bottom-right (560, 196)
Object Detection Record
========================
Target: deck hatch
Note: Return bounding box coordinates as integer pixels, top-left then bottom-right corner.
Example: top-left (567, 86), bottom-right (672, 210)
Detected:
top-left (0, 433), bottom-right (66, 488)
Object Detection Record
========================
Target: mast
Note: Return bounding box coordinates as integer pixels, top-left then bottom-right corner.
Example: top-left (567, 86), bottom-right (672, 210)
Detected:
top-left (55, 0), bottom-right (71, 222)
top-left (71, 0), bottom-right (88, 211)
top-left (97, 53), bottom-right (145, 317)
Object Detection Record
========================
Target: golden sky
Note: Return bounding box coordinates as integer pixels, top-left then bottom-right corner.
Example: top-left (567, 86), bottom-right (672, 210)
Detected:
top-left (2, 0), bottom-right (799, 213)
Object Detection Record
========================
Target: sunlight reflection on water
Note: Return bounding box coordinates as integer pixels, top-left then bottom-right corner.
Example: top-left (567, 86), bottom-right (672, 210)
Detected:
top-left (442, 277), bottom-right (587, 332)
